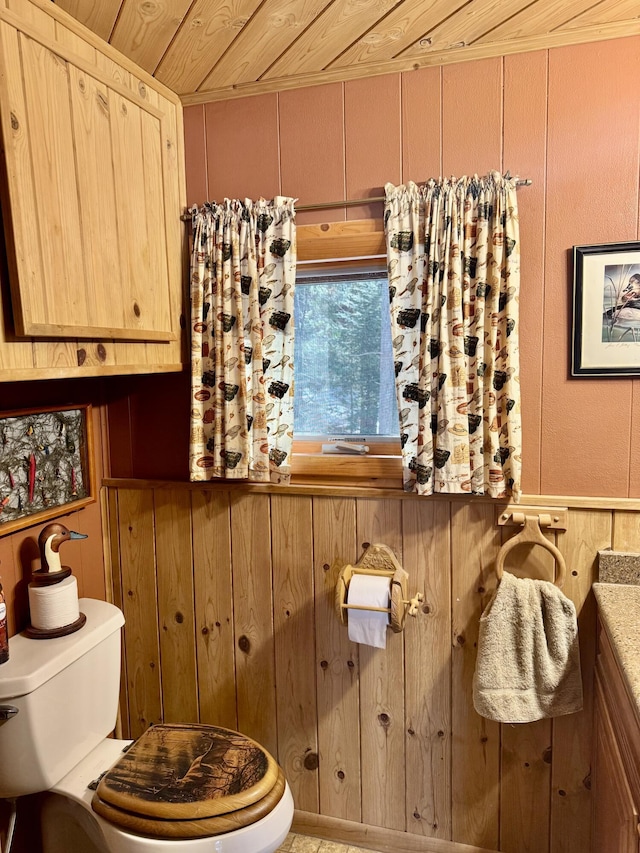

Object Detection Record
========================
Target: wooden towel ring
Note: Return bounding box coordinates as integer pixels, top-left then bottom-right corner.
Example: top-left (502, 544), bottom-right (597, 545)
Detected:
top-left (495, 513), bottom-right (567, 588)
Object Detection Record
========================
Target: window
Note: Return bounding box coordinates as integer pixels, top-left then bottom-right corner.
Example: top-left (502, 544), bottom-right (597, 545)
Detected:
top-left (291, 221), bottom-right (402, 486)
top-left (293, 269), bottom-right (399, 442)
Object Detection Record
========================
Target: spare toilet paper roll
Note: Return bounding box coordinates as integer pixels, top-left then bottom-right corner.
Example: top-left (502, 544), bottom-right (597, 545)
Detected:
top-left (28, 574), bottom-right (80, 631)
top-left (347, 573), bottom-right (390, 649)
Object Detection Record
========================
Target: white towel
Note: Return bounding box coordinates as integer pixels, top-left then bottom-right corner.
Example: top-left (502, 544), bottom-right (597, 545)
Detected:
top-left (347, 574), bottom-right (389, 649)
top-left (473, 571), bottom-right (583, 723)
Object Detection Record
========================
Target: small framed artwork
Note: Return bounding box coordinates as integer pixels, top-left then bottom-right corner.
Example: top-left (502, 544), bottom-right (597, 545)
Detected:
top-left (572, 241), bottom-right (640, 376)
top-left (0, 404), bottom-right (95, 536)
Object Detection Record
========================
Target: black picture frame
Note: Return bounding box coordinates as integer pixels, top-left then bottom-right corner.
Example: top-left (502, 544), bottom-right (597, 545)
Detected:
top-left (572, 240), bottom-right (640, 376)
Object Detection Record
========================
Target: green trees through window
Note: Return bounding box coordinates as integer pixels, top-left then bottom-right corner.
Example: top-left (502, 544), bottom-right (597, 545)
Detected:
top-left (293, 272), bottom-right (399, 438)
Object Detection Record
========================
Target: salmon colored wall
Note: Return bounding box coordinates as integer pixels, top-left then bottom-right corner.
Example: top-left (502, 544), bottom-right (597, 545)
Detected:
top-left (179, 37), bottom-right (640, 499)
top-left (106, 372), bottom-right (190, 481)
top-left (0, 380), bottom-right (109, 637)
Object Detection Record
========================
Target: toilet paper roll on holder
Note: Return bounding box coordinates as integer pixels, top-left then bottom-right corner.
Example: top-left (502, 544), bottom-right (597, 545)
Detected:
top-left (334, 543), bottom-right (424, 633)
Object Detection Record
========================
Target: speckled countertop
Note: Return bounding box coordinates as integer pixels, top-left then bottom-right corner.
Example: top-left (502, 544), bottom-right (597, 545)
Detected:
top-left (593, 582), bottom-right (640, 721)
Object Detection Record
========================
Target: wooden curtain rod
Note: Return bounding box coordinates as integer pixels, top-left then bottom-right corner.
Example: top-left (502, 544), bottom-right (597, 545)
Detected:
top-left (181, 178), bottom-right (532, 220)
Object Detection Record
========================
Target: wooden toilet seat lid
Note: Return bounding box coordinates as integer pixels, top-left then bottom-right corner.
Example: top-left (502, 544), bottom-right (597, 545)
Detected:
top-left (92, 769), bottom-right (286, 839)
top-left (95, 723), bottom-right (280, 822)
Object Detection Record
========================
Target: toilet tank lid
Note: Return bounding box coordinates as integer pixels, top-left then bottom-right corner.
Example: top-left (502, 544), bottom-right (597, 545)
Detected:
top-left (0, 599), bottom-right (124, 700)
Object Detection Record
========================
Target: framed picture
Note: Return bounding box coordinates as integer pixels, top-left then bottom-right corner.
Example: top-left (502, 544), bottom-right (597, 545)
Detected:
top-left (0, 404), bottom-right (95, 536)
top-left (572, 241), bottom-right (640, 376)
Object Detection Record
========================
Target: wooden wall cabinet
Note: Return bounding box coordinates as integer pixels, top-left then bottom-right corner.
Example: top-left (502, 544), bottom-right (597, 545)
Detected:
top-left (0, 0), bottom-right (186, 381)
top-left (593, 626), bottom-right (640, 853)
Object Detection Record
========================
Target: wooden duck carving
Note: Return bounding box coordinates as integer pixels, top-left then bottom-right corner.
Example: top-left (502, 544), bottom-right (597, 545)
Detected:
top-left (34, 522), bottom-right (87, 583)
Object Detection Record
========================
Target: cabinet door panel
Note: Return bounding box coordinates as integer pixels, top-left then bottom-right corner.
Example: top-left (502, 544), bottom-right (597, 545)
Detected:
top-left (140, 109), bottom-right (171, 332)
top-left (0, 14), bottom-right (178, 343)
top-left (0, 20), bottom-right (45, 325)
top-left (593, 676), bottom-right (640, 853)
top-left (68, 65), bottom-right (126, 330)
top-left (20, 35), bottom-right (88, 330)
top-left (109, 90), bottom-right (171, 338)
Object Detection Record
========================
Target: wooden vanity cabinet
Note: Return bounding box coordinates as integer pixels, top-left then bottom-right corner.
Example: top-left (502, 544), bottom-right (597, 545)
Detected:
top-left (593, 624), bottom-right (640, 852)
top-left (0, 0), bottom-right (186, 381)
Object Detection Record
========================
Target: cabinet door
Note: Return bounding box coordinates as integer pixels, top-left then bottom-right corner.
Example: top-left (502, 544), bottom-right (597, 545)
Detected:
top-left (593, 677), bottom-right (640, 853)
top-left (0, 5), bottom-right (179, 343)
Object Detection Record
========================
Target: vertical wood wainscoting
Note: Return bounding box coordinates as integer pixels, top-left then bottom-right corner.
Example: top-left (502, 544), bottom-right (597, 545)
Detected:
top-left (104, 483), bottom-right (626, 853)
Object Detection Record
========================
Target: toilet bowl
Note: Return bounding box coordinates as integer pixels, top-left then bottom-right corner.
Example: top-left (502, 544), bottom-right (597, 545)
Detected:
top-left (42, 735), bottom-right (294, 853)
top-left (0, 599), bottom-right (294, 853)
top-left (41, 738), bottom-right (294, 853)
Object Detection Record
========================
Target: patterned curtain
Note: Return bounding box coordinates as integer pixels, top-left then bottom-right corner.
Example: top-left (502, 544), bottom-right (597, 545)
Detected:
top-left (189, 197), bottom-right (296, 483)
top-left (384, 173), bottom-right (521, 499)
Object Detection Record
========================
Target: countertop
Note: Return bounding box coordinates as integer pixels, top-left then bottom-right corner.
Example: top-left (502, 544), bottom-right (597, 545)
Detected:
top-left (593, 581), bottom-right (640, 722)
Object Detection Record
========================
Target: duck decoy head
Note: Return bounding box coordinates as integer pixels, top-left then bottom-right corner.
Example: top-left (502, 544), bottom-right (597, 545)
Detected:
top-left (38, 523), bottom-right (88, 573)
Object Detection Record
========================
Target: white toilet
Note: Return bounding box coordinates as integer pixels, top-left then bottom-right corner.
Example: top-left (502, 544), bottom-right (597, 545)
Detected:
top-left (0, 598), bottom-right (294, 852)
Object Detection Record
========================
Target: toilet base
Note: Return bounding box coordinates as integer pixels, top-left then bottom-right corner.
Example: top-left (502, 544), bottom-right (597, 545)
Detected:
top-left (41, 790), bottom-right (294, 853)
top-left (43, 738), bottom-right (294, 853)
top-left (41, 793), bottom-right (108, 853)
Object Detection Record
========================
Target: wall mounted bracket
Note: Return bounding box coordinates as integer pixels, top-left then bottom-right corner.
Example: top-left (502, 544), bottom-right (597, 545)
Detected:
top-left (496, 505), bottom-right (568, 531)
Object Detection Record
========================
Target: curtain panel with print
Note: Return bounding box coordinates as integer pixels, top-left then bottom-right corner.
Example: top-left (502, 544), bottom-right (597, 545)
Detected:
top-left (189, 197), bottom-right (296, 484)
top-left (384, 173), bottom-right (522, 499)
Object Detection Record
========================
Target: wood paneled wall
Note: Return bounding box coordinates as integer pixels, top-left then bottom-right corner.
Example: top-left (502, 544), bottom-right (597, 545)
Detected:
top-left (105, 481), bottom-right (640, 852)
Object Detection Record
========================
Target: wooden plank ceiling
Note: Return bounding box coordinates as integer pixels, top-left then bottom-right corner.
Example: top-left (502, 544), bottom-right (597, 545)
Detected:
top-left (55, 0), bottom-right (640, 103)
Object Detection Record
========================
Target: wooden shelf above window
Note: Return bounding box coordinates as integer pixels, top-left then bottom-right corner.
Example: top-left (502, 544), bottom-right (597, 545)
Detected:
top-left (297, 220), bottom-right (386, 263)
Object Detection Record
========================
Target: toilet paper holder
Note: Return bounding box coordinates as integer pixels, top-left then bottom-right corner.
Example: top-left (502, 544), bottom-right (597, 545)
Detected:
top-left (334, 543), bottom-right (424, 633)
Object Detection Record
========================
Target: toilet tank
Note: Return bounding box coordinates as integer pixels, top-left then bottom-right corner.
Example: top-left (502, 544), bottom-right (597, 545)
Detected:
top-left (0, 598), bottom-right (125, 798)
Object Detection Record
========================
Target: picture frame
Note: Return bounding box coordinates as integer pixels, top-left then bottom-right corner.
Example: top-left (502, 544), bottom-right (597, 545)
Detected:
top-left (572, 241), bottom-right (640, 376)
top-left (0, 404), bottom-right (95, 536)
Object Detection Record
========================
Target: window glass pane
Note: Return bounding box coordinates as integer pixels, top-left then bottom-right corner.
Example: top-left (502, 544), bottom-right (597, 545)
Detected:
top-left (293, 273), bottom-right (399, 438)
